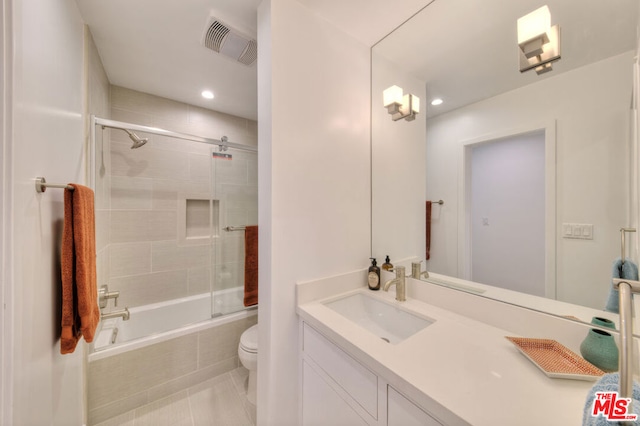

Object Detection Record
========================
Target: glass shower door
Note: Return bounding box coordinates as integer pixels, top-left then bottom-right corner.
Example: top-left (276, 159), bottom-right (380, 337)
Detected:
top-left (211, 146), bottom-right (258, 316)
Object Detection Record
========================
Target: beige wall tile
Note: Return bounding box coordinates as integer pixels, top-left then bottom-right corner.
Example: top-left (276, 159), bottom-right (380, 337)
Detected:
top-left (88, 334), bottom-right (197, 408)
top-left (110, 242), bottom-right (152, 278)
top-left (188, 267), bottom-right (211, 295)
top-left (188, 153), bottom-right (210, 183)
top-left (111, 210), bottom-right (177, 243)
top-left (111, 176), bottom-right (152, 210)
top-left (109, 269), bottom-right (188, 307)
top-left (110, 108), bottom-right (154, 128)
top-left (95, 209), bottom-right (110, 252)
top-left (110, 141), bottom-right (189, 180)
top-left (151, 240), bottom-right (210, 272)
top-left (152, 179), bottom-right (179, 210)
top-left (197, 316), bottom-right (256, 369)
top-left (146, 357), bottom-right (237, 404)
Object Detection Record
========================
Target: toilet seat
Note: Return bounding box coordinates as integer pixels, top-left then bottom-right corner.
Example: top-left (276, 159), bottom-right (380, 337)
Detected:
top-left (240, 324), bottom-right (258, 354)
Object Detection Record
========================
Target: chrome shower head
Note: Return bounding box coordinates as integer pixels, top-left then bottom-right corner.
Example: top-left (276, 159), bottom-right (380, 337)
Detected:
top-left (124, 129), bottom-right (149, 149)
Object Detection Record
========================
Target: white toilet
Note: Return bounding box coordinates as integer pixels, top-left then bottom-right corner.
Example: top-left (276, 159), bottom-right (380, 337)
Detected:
top-left (238, 324), bottom-right (258, 405)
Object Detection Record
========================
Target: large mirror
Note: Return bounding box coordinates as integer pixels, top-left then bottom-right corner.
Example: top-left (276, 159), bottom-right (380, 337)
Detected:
top-left (372, 0), bottom-right (640, 320)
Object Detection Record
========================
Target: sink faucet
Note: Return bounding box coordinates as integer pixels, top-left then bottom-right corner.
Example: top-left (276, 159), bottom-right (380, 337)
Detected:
top-left (383, 266), bottom-right (407, 302)
top-left (411, 261), bottom-right (429, 279)
top-left (101, 308), bottom-right (130, 321)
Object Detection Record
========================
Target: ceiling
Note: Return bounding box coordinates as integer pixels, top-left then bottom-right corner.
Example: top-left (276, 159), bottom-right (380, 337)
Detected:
top-left (373, 0), bottom-right (638, 118)
top-left (75, 0), bottom-right (433, 122)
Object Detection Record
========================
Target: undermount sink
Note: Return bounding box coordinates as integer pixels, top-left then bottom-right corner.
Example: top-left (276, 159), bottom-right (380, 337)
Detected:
top-left (324, 292), bottom-right (434, 344)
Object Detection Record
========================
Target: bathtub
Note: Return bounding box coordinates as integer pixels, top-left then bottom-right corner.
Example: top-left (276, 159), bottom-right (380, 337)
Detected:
top-left (87, 286), bottom-right (258, 424)
top-left (89, 286), bottom-right (256, 361)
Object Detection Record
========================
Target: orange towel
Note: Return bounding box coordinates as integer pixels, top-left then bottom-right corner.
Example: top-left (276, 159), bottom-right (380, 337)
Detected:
top-left (243, 225), bottom-right (258, 307)
top-left (60, 184), bottom-right (100, 354)
top-left (426, 201), bottom-right (432, 260)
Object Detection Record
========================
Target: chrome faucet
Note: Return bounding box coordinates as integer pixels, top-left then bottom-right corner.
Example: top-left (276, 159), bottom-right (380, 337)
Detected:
top-left (383, 266), bottom-right (407, 302)
top-left (100, 308), bottom-right (130, 321)
top-left (411, 261), bottom-right (429, 279)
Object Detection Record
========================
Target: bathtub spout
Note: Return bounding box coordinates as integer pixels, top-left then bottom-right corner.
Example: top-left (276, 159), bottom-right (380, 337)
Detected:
top-left (101, 308), bottom-right (130, 321)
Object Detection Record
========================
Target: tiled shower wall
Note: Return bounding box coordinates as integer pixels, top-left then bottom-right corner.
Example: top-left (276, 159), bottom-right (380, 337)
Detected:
top-left (104, 86), bottom-right (258, 310)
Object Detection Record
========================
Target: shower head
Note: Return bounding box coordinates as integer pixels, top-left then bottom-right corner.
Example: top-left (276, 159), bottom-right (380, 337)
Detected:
top-left (124, 129), bottom-right (149, 149)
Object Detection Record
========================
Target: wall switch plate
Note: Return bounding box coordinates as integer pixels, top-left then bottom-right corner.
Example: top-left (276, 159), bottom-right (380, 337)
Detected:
top-left (562, 223), bottom-right (594, 240)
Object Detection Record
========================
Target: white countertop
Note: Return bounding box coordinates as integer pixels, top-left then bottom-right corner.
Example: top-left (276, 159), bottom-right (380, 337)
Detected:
top-left (297, 274), bottom-right (598, 426)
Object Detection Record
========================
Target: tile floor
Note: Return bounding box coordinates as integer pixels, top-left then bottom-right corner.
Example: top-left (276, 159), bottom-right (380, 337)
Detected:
top-left (94, 367), bottom-right (256, 426)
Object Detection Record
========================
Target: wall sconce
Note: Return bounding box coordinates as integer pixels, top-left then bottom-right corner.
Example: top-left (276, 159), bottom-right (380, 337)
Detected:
top-left (383, 85), bottom-right (420, 121)
top-left (517, 5), bottom-right (561, 75)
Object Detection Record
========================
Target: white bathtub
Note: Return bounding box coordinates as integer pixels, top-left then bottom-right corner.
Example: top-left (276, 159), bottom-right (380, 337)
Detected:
top-left (89, 286), bottom-right (256, 361)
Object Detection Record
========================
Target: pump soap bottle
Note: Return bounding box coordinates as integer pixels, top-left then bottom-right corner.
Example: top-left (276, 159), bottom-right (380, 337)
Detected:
top-left (368, 258), bottom-right (381, 290)
top-left (382, 255), bottom-right (393, 271)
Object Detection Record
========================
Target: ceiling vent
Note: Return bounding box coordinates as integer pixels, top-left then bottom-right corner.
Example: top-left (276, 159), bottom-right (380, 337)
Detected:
top-left (202, 18), bottom-right (257, 66)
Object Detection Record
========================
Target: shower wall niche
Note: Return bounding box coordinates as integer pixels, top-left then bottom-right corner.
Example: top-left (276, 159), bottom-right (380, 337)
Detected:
top-left (98, 86), bottom-right (258, 320)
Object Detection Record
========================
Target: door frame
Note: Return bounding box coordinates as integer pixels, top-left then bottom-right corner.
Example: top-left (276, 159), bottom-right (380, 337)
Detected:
top-left (457, 120), bottom-right (557, 298)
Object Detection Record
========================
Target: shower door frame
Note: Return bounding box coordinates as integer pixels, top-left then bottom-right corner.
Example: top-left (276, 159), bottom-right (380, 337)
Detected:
top-left (89, 115), bottom-right (258, 321)
top-left (89, 115), bottom-right (257, 189)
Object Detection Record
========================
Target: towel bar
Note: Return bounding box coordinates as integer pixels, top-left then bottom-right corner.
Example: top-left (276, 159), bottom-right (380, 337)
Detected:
top-left (613, 278), bottom-right (640, 400)
top-left (620, 228), bottom-right (636, 265)
top-left (35, 177), bottom-right (74, 193)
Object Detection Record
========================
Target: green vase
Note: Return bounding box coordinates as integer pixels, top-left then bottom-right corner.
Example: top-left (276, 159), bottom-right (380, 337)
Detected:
top-left (591, 316), bottom-right (616, 330)
top-left (580, 329), bottom-right (619, 372)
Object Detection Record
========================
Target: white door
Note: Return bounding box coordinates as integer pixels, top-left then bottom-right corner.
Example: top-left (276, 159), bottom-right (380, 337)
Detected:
top-left (470, 131), bottom-right (546, 296)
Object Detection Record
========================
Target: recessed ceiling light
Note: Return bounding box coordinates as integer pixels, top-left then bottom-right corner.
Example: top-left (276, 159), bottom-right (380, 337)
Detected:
top-left (431, 98), bottom-right (443, 106)
top-left (201, 90), bottom-right (214, 99)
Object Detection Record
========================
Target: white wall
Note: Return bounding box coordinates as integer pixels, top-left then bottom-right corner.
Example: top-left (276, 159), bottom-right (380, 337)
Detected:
top-left (6, 0), bottom-right (86, 424)
top-left (427, 52), bottom-right (633, 309)
top-left (371, 53), bottom-right (427, 262)
top-left (470, 133), bottom-right (545, 295)
top-left (258, 0), bottom-right (371, 424)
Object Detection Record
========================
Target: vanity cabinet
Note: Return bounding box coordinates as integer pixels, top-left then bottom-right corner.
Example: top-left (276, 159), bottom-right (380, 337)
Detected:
top-left (301, 322), bottom-right (443, 426)
top-left (302, 360), bottom-right (369, 425)
top-left (387, 386), bottom-right (441, 426)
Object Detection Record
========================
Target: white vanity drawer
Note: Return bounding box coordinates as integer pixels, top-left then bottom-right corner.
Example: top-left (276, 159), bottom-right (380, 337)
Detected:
top-left (303, 323), bottom-right (378, 419)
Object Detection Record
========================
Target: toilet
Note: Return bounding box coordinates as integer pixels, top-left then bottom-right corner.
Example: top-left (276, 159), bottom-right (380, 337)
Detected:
top-left (238, 324), bottom-right (258, 405)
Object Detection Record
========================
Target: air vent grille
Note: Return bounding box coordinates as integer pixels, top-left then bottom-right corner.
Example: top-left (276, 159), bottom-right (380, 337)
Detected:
top-left (204, 21), bottom-right (230, 52)
top-left (202, 18), bottom-right (257, 66)
top-left (238, 39), bottom-right (258, 66)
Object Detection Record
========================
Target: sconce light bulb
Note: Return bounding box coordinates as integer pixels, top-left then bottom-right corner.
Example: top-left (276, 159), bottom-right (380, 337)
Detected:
top-left (201, 90), bottom-right (214, 99)
top-left (383, 85), bottom-right (404, 108)
top-left (517, 5), bottom-right (551, 46)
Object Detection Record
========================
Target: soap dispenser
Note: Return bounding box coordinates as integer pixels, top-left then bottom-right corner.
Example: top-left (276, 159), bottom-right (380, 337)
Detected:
top-left (368, 258), bottom-right (381, 290)
top-left (382, 255), bottom-right (393, 271)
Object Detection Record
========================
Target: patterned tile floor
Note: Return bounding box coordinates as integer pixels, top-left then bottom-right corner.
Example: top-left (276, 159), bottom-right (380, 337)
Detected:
top-left (94, 367), bottom-right (256, 426)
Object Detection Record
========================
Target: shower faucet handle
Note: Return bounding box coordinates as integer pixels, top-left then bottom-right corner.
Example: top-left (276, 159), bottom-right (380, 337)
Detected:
top-left (98, 285), bottom-right (120, 309)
